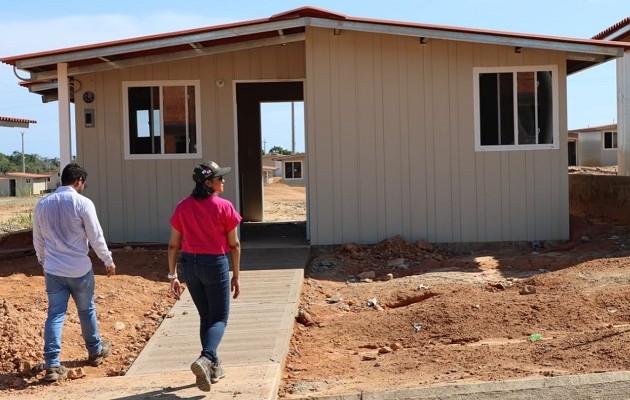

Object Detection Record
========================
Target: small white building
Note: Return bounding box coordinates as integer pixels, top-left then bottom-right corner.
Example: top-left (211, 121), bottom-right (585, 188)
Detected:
top-left (568, 124), bottom-right (617, 167)
top-left (272, 153), bottom-right (306, 186)
top-left (0, 172), bottom-right (53, 197)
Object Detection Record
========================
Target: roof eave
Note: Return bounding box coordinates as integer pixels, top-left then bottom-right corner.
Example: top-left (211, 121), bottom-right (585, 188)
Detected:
top-left (6, 18), bottom-right (308, 71)
top-left (310, 17), bottom-right (626, 58)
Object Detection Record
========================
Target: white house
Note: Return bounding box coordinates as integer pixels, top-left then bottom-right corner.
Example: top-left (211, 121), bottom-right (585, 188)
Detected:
top-left (593, 18), bottom-right (630, 175)
top-left (0, 172), bottom-right (53, 196)
top-left (2, 7), bottom-right (629, 245)
top-left (272, 152), bottom-right (306, 186)
top-left (568, 123), bottom-right (618, 167)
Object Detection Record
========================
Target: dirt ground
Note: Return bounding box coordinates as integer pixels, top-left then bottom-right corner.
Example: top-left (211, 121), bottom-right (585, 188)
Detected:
top-left (2, 176), bottom-right (630, 398)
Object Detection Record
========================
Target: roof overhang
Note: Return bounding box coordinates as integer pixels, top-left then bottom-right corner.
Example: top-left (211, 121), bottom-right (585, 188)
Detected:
top-left (2, 6), bottom-right (629, 103)
top-left (0, 116), bottom-right (37, 128)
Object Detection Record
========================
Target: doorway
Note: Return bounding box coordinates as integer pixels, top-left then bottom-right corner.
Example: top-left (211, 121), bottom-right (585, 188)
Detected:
top-left (236, 81), bottom-right (305, 223)
top-left (568, 140), bottom-right (577, 166)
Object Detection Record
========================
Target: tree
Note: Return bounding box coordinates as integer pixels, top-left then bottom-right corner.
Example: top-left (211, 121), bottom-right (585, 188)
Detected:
top-left (0, 152), bottom-right (60, 173)
top-left (268, 146), bottom-right (291, 155)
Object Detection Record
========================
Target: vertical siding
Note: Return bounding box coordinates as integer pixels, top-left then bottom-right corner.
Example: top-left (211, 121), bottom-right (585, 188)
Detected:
top-left (336, 30), bottom-right (361, 242)
top-left (77, 43), bottom-right (306, 243)
top-left (305, 27), bottom-right (569, 245)
top-left (406, 39), bottom-right (429, 242)
top-left (355, 34), bottom-right (380, 244)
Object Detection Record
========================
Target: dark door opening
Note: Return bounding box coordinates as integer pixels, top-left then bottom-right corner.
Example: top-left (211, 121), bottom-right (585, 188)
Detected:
top-left (568, 141), bottom-right (577, 166)
top-left (236, 82), bottom-right (304, 222)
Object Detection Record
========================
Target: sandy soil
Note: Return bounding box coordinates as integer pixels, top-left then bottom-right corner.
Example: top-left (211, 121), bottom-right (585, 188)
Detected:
top-left (279, 214), bottom-right (630, 397)
top-left (0, 181), bottom-right (305, 394)
top-left (2, 176), bottom-right (630, 399)
top-left (0, 196), bottom-right (39, 234)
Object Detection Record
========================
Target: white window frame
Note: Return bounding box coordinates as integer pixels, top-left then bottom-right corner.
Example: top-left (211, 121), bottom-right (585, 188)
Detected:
top-left (122, 80), bottom-right (202, 160)
top-left (473, 65), bottom-right (559, 152)
top-left (284, 160), bottom-right (303, 180)
top-left (603, 131), bottom-right (618, 150)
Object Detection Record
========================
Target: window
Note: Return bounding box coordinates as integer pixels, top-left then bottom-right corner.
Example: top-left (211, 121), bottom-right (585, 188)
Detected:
top-left (603, 131), bottom-right (618, 149)
top-left (123, 81), bottom-right (201, 159)
top-left (474, 66), bottom-right (558, 151)
top-left (25, 179), bottom-right (31, 183)
top-left (284, 161), bottom-right (302, 179)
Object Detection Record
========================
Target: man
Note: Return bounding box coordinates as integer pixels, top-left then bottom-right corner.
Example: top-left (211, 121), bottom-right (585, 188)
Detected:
top-left (33, 163), bottom-right (116, 382)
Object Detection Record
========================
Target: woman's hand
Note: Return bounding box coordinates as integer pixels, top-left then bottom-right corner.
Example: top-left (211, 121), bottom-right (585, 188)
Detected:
top-left (231, 276), bottom-right (240, 299)
top-left (170, 278), bottom-right (183, 299)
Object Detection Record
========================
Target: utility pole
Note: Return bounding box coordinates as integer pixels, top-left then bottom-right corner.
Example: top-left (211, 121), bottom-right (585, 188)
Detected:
top-left (21, 131), bottom-right (25, 173)
top-left (291, 102), bottom-right (295, 154)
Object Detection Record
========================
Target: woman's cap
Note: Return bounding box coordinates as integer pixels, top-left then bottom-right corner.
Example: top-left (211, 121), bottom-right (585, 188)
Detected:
top-left (193, 161), bottom-right (232, 183)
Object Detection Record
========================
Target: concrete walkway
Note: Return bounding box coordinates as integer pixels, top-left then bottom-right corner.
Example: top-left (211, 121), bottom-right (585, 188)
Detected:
top-left (8, 233), bottom-right (310, 400)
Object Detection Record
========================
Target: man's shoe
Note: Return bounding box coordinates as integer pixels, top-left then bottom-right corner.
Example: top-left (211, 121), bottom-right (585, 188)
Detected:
top-left (44, 365), bottom-right (68, 382)
top-left (190, 356), bottom-right (212, 392)
top-left (88, 340), bottom-right (112, 367)
top-left (211, 360), bottom-right (225, 384)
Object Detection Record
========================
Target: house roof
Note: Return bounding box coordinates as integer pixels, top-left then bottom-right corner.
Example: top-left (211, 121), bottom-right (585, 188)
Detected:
top-left (271, 152), bottom-right (306, 161)
top-left (0, 116), bottom-right (37, 128)
top-left (569, 123), bottom-right (617, 133)
top-left (2, 172), bottom-right (50, 179)
top-left (2, 6), bottom-right (629, 103)
top-left (593, 17), bottom-right (630, 42)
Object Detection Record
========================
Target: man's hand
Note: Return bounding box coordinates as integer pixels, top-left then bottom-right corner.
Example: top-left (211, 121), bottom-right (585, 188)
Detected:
top-left (105, 263), bottom-right (116, 277)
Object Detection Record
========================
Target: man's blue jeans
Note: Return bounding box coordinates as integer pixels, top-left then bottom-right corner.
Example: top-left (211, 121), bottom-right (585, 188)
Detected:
top-left (178, 252), bottom-right (231, 363)
top-left (44, 270), bottom-right (102, 367)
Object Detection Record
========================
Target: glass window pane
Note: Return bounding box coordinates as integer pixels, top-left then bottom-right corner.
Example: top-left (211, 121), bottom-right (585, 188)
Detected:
top-left (537, 71), bottom-right (553, 144)
top-left (294, 162), bottom-right (302, 179)
top-left (479, 73), bottom-right (514, 145)
top-left (517, 72), bottom-right (536, 144)
top-left (163, 86), bottom-right (187, 154)
top-left (187, 86), bottom-right (197, 153)
top-left (285, 162), bottom-right (293, 179)
top-left (128, 86), bottom-right (161, 154)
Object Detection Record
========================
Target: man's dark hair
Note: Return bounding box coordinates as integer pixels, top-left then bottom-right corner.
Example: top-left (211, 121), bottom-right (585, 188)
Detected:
top-left (61, 163), bottom-right (88, 186)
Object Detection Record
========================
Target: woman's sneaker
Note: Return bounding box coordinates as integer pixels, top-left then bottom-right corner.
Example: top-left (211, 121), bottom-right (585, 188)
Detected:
top-left (211, 360), bottom-right (225, 384)
top-left (190, 356), bottom-right (212, 392)
top-left (44, 365), bottom-right (68, 382)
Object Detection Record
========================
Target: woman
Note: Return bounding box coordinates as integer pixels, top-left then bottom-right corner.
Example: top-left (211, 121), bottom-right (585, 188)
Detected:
top-left (167, 161), bottom-right (242, 392)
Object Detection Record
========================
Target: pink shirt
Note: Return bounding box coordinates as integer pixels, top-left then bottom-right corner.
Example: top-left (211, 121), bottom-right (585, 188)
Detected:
top-left (170, 195), bottom-right (242, 255)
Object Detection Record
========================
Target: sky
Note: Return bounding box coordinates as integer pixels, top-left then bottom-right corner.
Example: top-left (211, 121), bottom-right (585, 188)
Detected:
top-left (0, 0), bottom-right (628, 158)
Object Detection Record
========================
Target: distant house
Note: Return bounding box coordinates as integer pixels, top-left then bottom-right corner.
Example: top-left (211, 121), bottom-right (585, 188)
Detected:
top-left (272, 153), bottom-right (306, 186)
top-left (568, 124), bottom-right (617, 167)
top-left (2, 7), bottom-right (630, 244)
top-left (0, 172), bottom-right (53, 196)
top-left (262, 153), bottom-right (282, 183)
top-left (591, 18), bottom-right (630, 175)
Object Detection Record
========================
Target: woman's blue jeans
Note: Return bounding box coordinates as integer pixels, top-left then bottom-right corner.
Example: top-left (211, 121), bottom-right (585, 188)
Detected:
top-left (178, 252), bottom-right (230, 363)
top-left (44, 269), bottom-right (102, 367)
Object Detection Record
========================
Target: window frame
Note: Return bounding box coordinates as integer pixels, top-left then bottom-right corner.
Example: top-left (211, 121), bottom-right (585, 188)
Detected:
top-left (122, 80), bottom-right (202, 160)
top-left (284, 161), bottom-right (303, 180)
top-left (473, 65), bottom-right (560, 152)
top-left (603, 131), bottom-right (618, 150)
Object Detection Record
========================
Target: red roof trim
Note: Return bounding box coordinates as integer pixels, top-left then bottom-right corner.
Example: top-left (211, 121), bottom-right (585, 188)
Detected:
top-left (569, 123), bottom-right (617, 133)
top-left (3, 6), bottom-right (628, 67)
top-left (0, 15), bottom-right (271, 63)
top-left (4, 172), bottom-right (50, 178)
top-left (269, 6), bottom-right (346, 21)
top-left (592, 17), bottom-right (630, 40)
top-left (0, 116), bottom-right (37, 124)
